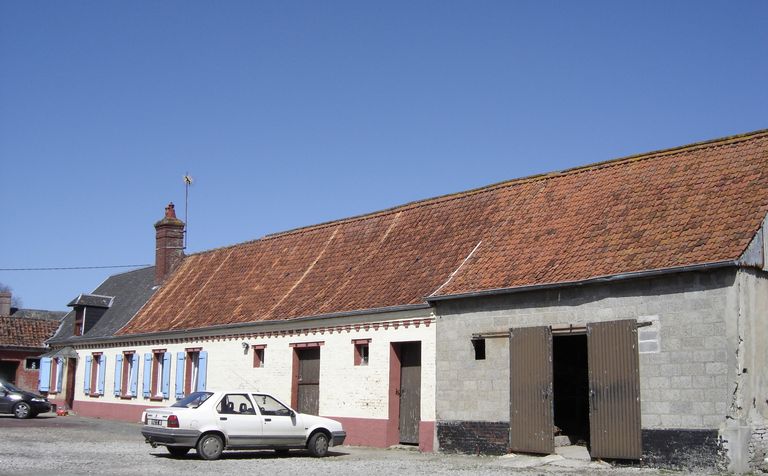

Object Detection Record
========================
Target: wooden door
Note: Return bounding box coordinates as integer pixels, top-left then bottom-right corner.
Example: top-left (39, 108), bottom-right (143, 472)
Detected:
top-left (587, 319), bottom-right (642, 459)
top-left (296, 347), bottom-right (320, 415)
top-left (509, 326), bottom-right (554, 454)
top-left (65, 358), bottom-right (77, 409)
top-left (398, 342), bottom-right (421, 444)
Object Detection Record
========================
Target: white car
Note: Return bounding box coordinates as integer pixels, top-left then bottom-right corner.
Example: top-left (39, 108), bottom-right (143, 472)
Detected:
top-left (141, 391), bottom-right (346, 460)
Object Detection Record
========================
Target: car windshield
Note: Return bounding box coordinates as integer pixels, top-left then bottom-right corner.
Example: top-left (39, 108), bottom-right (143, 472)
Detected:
top-left (0, 381), bottom-right (21, 392)
top-left (172, 392), bottom-right (213, 408)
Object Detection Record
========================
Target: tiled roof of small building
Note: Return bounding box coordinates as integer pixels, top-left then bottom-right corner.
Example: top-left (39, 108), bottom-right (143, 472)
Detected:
top-left (0, 316), bottom-right (60, 348)
top-left (119, 130), bottom-right (768, 335)
top-left (9, 309), bottom-right (67, 321)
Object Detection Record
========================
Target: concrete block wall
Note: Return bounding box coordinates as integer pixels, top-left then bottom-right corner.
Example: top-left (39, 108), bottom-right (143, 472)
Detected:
top-left (728, 269), bottom-right (768, 473)
top-left (434, 269), bottom-right (736, 430)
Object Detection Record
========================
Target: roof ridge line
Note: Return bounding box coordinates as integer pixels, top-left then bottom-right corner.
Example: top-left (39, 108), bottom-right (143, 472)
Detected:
top-left (1, 314), bottom-right (62, 323)
top-left (184, 128), bottom-right (768, 257)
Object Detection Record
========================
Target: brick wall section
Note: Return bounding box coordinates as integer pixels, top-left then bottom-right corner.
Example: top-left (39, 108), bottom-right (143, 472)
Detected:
top-left (0, 350), bottom-right (40, 392)
top-left (437, 421), bottom-right (509, 455)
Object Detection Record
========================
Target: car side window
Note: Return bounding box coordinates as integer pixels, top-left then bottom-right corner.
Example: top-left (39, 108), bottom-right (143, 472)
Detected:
top-left (216, 394), bottom-right (255, 415)
top-left (251, 394), bottom-right (292, 417)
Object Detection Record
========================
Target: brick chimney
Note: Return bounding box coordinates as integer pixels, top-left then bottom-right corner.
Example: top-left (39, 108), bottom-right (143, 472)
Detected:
top-left (154, 202), bottom-right (185, 285)
top-left (0, 291), bottom-right (11, 316)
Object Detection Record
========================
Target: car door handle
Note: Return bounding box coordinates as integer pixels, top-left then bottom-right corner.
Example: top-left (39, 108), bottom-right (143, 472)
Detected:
top-left (220, 417), bottom-right (227, 421)
top-left (264, 418), bottom-right (271, 422)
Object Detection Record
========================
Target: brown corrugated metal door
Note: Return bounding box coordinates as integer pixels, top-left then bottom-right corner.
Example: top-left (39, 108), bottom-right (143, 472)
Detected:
top-left (297, 347), bottom-right (320, 415)
top-left (509, 326), bottom-right (554, 454)
top-left (587, 319), bottom-right (641, 459)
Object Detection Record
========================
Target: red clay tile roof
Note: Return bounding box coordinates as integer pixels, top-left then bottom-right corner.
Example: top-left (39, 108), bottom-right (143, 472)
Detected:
top-left (119, 130), bottom-right (768, 335)
top-left (0, 316), bottom-right (61, 348)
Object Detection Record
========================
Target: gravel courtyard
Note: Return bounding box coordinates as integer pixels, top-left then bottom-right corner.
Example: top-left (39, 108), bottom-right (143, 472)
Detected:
top-left (0, 414), bottom-right (715, 475)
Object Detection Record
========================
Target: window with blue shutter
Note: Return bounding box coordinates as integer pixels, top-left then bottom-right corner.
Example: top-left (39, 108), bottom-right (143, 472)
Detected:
top-left (39, 357), bottom-right (51, 393)
top-left (56, 358), bottom-right (64, 392)
top-left (142, 354), bottom-right (152, 397)
top-left (97, 355), bottom-right (107, 395)
top-left (114, 354), bottom-right (123, 396)
top-left (84, 355), bottom-right (92, 394)
top-left (130, 354), bottom-right (139, 397)
top-left (175, 352), bottom-right (185, 399)
top-left (161, 352), bottom-right (171, 399)
top-left (197, 351), bottom-right (208, 391)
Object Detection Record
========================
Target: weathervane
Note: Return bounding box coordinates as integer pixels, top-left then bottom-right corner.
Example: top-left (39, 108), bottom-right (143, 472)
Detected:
top-left (183, 173), bottom-right (193, 249)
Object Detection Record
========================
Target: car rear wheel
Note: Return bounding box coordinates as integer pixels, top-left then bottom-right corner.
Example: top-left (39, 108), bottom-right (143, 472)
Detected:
top-left (308, 432), bottom-right (329, 457)
top-left (13, 402), bottom-right (31, 419)
top-left (167, 446), bottom-right (191, 458)
top-left (197, 434), bottom-right (224, 460)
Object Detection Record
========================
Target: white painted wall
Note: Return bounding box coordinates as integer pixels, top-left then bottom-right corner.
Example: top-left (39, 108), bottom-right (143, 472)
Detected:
top-left (71, 309), bottom-right (436, 421)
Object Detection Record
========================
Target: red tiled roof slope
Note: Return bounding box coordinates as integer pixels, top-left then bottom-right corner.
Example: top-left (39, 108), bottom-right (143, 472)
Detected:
top-left (437, 131), bottom-right (768, 295)
top-left (0, 316), bottom-right (60, 348)
top-left (119, 130), bottom-right (768, 334)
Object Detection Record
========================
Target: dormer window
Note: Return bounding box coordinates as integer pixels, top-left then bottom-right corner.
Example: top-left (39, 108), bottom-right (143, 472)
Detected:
top-left (74, 308), bottom-right (84, 336)
top-left (67, 293), bottom-right (114, 337)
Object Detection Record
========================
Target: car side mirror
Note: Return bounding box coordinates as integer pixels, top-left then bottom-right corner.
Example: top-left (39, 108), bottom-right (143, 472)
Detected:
top-left (290, 410), bottom-right (296, 418)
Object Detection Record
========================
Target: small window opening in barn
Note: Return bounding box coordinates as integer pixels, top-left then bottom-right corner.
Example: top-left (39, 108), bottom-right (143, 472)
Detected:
top-left (472, 338), bottom-right (486, 360)
top-left (25, 358), bottom-right (40, 370)
top-left (553, 334), bottom-right (590, 445)
top-left (638, 316), bottom-right (661, 353)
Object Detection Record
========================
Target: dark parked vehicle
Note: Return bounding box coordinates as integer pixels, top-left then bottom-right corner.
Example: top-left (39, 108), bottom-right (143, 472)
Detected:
top-left (0, 380), bottom-right (52, 419)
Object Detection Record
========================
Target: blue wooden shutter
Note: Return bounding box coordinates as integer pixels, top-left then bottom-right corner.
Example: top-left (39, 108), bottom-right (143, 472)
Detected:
top-left (130, 354), bottom-right (139, 397)
top-left (197, 351), bottom-right (208, 391)
top-left (56, 358), bottom-right (64, 392)
top-left (39, 357), bottom-right (52, 392)
top-left (84, 355), bottom-right (92, 394)
top-left (161, 352), bottom-right (171, 399)
top-left (142, 354), bottom-right (152, 397)
top-left (114, 354), bottom-right (123, 396)
top-left (97, 355), bottom-right (107, 395)
top-left (175, 352), bottom-right (185, 399)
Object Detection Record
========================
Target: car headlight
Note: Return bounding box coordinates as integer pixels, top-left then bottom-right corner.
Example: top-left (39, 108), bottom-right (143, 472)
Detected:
top-left (31, 398), bottom-right (46, 402)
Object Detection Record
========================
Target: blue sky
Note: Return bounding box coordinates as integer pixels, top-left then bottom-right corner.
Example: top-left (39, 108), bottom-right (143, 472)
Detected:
top-left (1, 1), bottom-right (766, 311)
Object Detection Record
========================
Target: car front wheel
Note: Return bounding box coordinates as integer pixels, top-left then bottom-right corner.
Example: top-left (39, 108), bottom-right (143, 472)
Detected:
top-left (13, 402), bottom-right (31, 419)
top-left (197, 434), bottom-right (224, 460)
top-left (167, 446), bottom-right (191, 458)
top-left (308, 432), bottom-right (329, 457)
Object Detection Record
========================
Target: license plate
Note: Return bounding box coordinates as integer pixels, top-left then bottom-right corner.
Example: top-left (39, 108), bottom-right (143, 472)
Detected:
top-left (150, 419), bottom-right (164, 426)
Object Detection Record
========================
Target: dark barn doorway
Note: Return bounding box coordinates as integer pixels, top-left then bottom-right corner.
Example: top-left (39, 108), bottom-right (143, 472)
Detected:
top-left (509, 320), bottom-right (641, 460)
top-left (0, 361), bottom-right (18, 384)
top-left (552, 334), bottom-right (590, 446)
